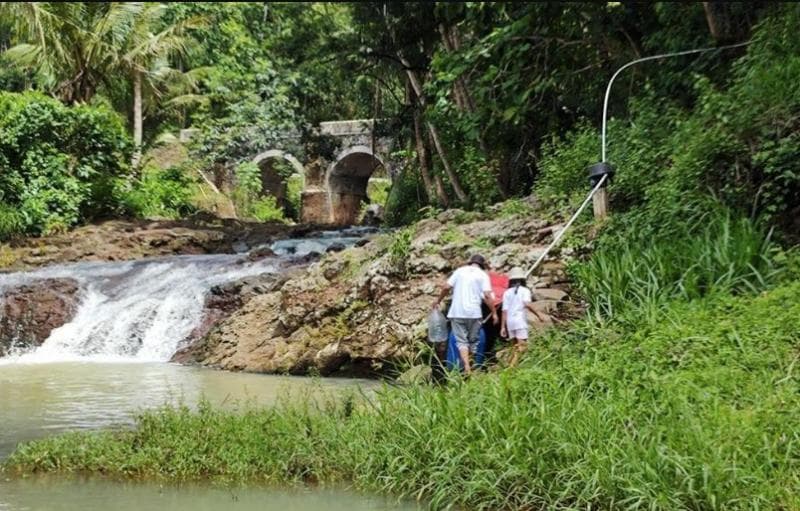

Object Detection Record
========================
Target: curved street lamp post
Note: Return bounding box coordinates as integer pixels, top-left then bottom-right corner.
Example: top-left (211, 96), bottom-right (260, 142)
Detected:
top-left (589, 41), bottom-right (751, 218)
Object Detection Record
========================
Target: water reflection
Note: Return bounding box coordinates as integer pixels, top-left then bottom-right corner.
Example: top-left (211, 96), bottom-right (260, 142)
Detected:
top-left (0, 476), bottom-right (419, 511)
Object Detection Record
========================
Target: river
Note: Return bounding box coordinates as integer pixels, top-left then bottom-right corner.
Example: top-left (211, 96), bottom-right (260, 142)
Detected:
top-left (0, 230), bottom-right (419, 510)
top-left (0, 362), bottom-right (416, 511)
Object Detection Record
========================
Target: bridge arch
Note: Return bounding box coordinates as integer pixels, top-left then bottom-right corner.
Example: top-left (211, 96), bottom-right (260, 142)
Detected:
top-left (252, 150), bottom-right (304, 217)
top-left (326, 145), bottom-right (388, 225)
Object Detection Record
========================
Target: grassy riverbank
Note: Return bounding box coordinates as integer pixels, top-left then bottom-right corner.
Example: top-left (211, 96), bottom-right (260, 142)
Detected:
top-left (6, 279), bottom-right (800, 510)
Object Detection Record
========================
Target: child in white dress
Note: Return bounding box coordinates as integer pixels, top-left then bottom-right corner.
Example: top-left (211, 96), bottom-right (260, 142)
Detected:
top-left (500, 267), bottom-right (545, 367)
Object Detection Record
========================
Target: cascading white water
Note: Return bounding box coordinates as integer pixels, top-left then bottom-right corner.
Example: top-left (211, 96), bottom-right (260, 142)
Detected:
top-left (0, 230), bottom-right (373, 364)
top-left (0, 255), bottom-right (276, 363)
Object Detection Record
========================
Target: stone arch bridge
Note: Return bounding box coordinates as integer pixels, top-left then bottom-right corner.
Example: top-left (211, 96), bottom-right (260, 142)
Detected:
top-left (250, 119), bottom-right (397, 226)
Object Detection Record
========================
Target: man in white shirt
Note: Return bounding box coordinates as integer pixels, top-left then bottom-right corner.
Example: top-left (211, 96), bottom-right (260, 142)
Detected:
top-left (433, 254), bottom-right (498, 375)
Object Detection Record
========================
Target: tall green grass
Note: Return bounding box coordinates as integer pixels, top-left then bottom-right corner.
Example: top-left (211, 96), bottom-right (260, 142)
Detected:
top-left (573, 208), bottom-right (781, 322)
top-left (5, 281), bottom-right (800, 510)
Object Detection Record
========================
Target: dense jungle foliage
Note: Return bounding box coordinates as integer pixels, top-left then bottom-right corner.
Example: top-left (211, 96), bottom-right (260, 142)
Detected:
top-left (1, 2), bottom-right (797, 237)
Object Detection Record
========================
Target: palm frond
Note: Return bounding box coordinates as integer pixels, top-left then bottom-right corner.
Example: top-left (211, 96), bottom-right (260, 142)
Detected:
top-left (165, 93), bottom-right (209, 108)
top-left (3, 43), bottom-right (42, 67)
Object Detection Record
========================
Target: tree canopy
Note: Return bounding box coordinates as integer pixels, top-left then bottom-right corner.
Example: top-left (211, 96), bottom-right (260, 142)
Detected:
top-left (1, 2), bottom-right (797, 233)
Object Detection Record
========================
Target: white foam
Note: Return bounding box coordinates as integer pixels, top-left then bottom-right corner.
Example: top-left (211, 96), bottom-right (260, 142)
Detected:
top-left (0, 254), bottom-right (277, 363)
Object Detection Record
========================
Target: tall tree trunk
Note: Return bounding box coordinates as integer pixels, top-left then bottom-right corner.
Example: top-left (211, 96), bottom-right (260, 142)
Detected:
top-left (438, 23), bottom-right (507, 198)
top-left (401, 62), bottom-right (469, 203)
top-left (427, 122), bottom-right (468, 204)
top-left (379, 4), bottom-right (468, 203)
top-left (132, 70), bottom-right (143, 168)
top-left (703, 2), bottom-right (748, 43)
top-left (413, 105), bottom-right (448, 207)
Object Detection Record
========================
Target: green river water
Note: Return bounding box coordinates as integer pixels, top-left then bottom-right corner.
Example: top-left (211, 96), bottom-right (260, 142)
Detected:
top-left (0, 362), bottom-right (420, 511)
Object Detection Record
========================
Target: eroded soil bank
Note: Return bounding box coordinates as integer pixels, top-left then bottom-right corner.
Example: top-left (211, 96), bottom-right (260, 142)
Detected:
top-left (0, 214), bottom-right (311, 271)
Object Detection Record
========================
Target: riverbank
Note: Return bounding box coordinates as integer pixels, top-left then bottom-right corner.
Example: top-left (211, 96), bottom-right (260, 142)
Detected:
top-left (0, 214), bottom-right (310, 272)
top-left (6, 280), bottom-right (799, 510)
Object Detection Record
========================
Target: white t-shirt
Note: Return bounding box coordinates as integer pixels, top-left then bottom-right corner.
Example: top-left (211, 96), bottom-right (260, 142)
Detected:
top-left (446, 265), bottom-right (492, 319)
top-left (502, 285), bottom-right (532, 331)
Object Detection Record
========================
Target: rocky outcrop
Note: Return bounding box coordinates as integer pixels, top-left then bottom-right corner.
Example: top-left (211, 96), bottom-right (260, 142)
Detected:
top-left (180, 203), bottom-right (585, 377)
top-left (172, 270), bottom-right (296, 362)
top-left (0, 215), bottom-right (313, 271)
top-left (0, 278), bottom-right (80, 356)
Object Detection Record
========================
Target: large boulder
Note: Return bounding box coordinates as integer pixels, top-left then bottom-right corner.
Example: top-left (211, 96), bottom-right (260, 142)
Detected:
top-left (0, 278), bottom-right (80, 356)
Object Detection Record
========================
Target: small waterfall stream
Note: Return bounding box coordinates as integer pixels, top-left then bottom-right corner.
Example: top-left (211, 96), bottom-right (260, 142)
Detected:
top-left (0, 229), bottom-right (375, 363)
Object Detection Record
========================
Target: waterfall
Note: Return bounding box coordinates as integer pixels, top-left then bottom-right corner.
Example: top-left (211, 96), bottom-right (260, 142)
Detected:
top-left (0, 230), bottom-right (373, 363)
top-left (0, 255), bottom-right (275, 363)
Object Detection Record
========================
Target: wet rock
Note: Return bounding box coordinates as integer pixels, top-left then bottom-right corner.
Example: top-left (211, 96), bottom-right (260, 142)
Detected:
top-left (314, 343), bottom-right (350, 376)
top-left (0, 278), bottom-right (80, 356)
top-left (533, 288), bottom-right (569, 302)
top-left (460, 220), bottom-right (499, 241)
top-left (436, 208), bottom-right (467, 223)
top-left (439, 242), bottom-right (474, 264)
top-left (288, 252), bottom-right (322, 265)
top-left (247, 246), bottom-right (276, 261)
top-left (232, 241), bottom-right (249, 254)
top-left (362, 204), bottom-right (384, 226)
top-left (368, 275), bottom-right (393, 301)
top-left (355, 238), bottom-right (370, 248)
top-left (409, 254), bottom-right (450, 274)
top-left (1, 217), bottom-right (299, 272)
top-left (175, 272), bottom-right (289, 357)
top-left (488, 242), bottom-right (526, 271)
top-left (178, 196), bottom-right (583, 377)
top-left (530, 299), bottom-right (558, 315)
top-left (322, 258), bottom-right (348, 280)
top-left (409, 219), bottom-right (444, 252)
top-left (397, 364), bottom-right (432, 384)
top-left (325, 242), bottom-right (347, 254)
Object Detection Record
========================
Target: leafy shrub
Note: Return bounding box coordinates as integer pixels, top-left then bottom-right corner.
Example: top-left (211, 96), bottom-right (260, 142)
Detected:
top-left (234, 161), bottom-right (261, 196)
top-left (384, 165), bottom-right (425, 227)
top-left (536, 95), bottom-right (678, 212)
top-left (496, 197), bottom-right (534, 218)
top-left (119, 166), bottom-right (197, 219)
top-left (285, 174), bottom-right (304, 219)
top-left (388, 227), bottom-right (414, 276)
top-left (249, 196), bottom-right (287, 223)
top-left (231, 161), bottom-right (287, 223)
top-left (0, 91), bottom-right (131, 235)
top-left (0, 202), bottom-right (25, 240)
top-left (455, 144), bottom-right (501, 210)
top-left (366, 178), bottom-right (390, 206)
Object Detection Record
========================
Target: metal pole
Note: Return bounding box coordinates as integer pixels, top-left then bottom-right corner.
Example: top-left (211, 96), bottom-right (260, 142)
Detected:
top-left (525, 173), bottom-right (608, 279)
top-left (601, 41), bottom-right (750, 162)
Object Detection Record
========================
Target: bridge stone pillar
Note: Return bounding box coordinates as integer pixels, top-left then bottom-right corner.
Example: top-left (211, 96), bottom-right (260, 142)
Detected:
top-left (297, 119), bottom-right (398, 225)
top-left (301, 189), bottom-right (332, 224)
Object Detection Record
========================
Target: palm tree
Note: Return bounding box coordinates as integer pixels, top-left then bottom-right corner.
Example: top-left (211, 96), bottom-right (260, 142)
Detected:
top-left (2, 2), bottom-right (204, 165)
top-left (116, 3), bottom-right (204, 165)
top-left (2, 3), bottom-right (108, 104)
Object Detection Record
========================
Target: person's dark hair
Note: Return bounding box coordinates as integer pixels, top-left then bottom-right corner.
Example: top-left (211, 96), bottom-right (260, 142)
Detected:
top-left (509, 278), bottom-right (526, 294)
top-left (468, 254), bottom-right (487, 270)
